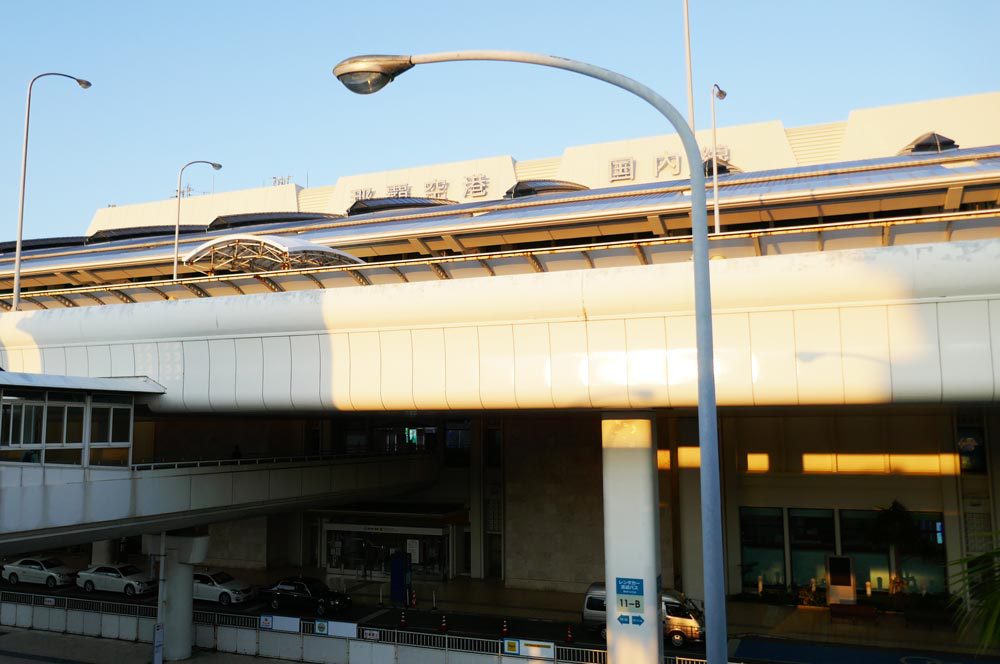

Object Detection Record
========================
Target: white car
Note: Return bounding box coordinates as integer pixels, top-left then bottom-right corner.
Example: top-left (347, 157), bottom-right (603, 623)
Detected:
top-left (193, 570), bottom-right (254, 606)
top-left (76, 564), bottom-right (154, 597)
top-left (1, 557), bottom-right (76, 589)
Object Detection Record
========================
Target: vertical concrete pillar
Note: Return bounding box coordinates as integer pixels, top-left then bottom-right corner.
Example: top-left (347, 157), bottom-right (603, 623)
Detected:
top-left (602, 414), bottom-right (663, 664)
top-left (90, 539), bottom-right (115, 566)
top-left (163, 549), bottom-right (194, 662)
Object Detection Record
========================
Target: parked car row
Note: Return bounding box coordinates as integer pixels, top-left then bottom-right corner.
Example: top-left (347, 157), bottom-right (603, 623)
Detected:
top-left (1, 558), bottom-right (256, 606)
top-left (1, 557), bottom-right (350, 617)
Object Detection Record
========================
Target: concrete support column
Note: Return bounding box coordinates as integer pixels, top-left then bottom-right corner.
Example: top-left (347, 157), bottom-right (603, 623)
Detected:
top-left (90, 539), bottom-right (115, 566)
top-left (163, 550), bottom-right (194, 662)
top-left (602, 414), bottom-right (663, 664)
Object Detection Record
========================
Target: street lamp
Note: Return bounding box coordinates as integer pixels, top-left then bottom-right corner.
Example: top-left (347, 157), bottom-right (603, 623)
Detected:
top-left (13, 73), bottom-right (91, 312)
top-left (173, 160), bottom-right (222, 280)
top-left (711, 84), bottom-right (727, 234)
top-left (334, 51), bottom-right (727, 664)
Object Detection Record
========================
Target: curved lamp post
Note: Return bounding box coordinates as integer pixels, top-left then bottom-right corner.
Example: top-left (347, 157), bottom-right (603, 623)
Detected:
top-left (173, 160), bottom-right (221, 280)
top-left (13, 73), bottom-right (91, 312)
top-left (711, 84), bottom-right (727, 234)
top-left (333, 51), bottom-right (726, 664)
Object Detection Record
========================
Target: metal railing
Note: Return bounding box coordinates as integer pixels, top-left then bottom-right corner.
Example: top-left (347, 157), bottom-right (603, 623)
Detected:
top-left (131, 448), bottom-right (427, 472)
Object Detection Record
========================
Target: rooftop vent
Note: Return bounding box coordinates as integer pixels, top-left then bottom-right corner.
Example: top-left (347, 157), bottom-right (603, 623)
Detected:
top-left (898, 132), bottom-right (959, 155)
top-left (504, 179), bottom-right (588, 198)
top-left (347, 197), bottom-right (455, 216)
top-left (703, 158), bottom-right (740, 177)
top-left (88, 225), bottom-right (203, 244)
top-left (209, 212), bottom-right (342, 231)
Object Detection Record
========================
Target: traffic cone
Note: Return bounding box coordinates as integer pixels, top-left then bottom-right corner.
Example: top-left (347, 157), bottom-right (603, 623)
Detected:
top-left (398, 610), bottom-right (408, 629)
top-left (500, 619), bottom-right (509, 637)
top-left (438, 615), bottom-right (448, 633)
top-left (565, 625), bottom-right (574, 644)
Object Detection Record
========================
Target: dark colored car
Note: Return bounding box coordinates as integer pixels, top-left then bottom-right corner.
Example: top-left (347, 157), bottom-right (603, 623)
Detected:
top-left (260, 576), bottom-right (352, 617)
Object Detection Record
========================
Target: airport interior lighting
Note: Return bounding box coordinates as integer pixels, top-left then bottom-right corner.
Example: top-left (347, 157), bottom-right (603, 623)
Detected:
top-left (334, 50), bottom-right (728, 664)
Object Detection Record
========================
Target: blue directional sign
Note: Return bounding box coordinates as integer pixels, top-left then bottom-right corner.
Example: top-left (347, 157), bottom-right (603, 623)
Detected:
top-left (616, 577), bottom-right (643, 596)
top-left (631, 616), bottom-right (645, 626)
top-left (617, 615), bottom-right (630, 625)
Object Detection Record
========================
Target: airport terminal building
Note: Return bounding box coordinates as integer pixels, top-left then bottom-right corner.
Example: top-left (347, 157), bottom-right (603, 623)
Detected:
top-left (0, 92), bottom-right (998, 646)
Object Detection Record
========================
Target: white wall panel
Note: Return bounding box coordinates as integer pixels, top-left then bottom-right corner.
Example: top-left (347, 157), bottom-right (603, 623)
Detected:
top-left (65, 347), bottom-right (88, 376)
top-left (156, 342), bottom-right (184, 408)
top-left (587, 319), bottom-right (629, 407)
top-left (86, 346), bottom-right (111, 377)
top-left (549, 322), bottom-right (591, 408)
top-left (133, 343), bottom-right (159, 382)
top-left (749, 312), bottom-right (797, 405)
top-left (378, 331), bottom-right (414, 410)
top-left (190, 473), bottom-right (233, 510)
top-left (478, 326), bottom-right (516, 408)
top-left (208, 339), bottom-right (237, 410)
top-left (348, 332), bottom-right (382, 410)
top-left (233, 470), bottom-right (269, 503)
top-left (445, 327), bottom-right (482, 409)
top-left (20, 348), bottom-right (42, 373)
top-left (938, 300), bottom-right (993, 400)
top-left (261, 337), bottom-right (292, 411)
top-left (289, 335), bottom-right (322, 410)
top-left (714, 314), bottom-right (754, 405)
top-left (182, 341), bottom-right (210, 411)
top-left (665, 316), bottom-right (697, 407)
top-left (625, 318), bottom-right (669, 408)
top-left (234, 338), bottom-right (265, 410)
top-left (109, 344), bottom-right (134, 377)
top-left (513, 323), bottom-right (553, 408)
top-left (41, 347), bottom-right (66, 375)
top-left (887, 304), bottom-right (942, 402)
top-left (319, 334), bottom-right (353, 411)
top-left (839, 306), bottom-right (892, 403)
top-left (411, 329), bottom-right (446, 410)
top-left (301, 466), bottom-right (330, 496)
top-left (6, 349), bottom-right (23, 373)
top-left (135, 476), bottom-right (190, 516)
top-left (794, 309), bottom-right (845, 404)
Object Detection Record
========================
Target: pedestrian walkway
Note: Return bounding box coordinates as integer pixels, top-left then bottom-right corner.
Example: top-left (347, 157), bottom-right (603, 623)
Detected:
top-left (0, 627), bottom-right (283, 664)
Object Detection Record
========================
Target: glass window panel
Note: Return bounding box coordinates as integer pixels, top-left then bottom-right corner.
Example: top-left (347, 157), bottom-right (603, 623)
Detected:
top-left (44, 449), bottom-right (81, 465)
top-left (92, 394), bottom-right (132, 406)
top-left (2, 389), bottom-right (42, 402)
top-left (789, 508), bottom-right (835, 587)
top-left (111, 409), bottom-right (131, 443)
top-left (90, 407), bottom-right (111, 444)
top-left (0, 450), bottom-right (40, 463)
top-left (65, 407), bottom-right (84, 444)
top-left (89, 447), bottom-right (129, 467)
top-left (22, 405), bottom-right (44, 444)
top-left (47, 392), bottom-right (86, 404)
top-left (9, 405), bottom-right (22, 446)
top-left (840, 510), bottom-right (891, 591)
top-left (0, 404), bottom-right (10, 446)
top-left (740, 507), bottom-right (785, 590)
top-left (898, 512), bottom-right (947, 595)
top-left (46, 406), bottom-right (65, 445)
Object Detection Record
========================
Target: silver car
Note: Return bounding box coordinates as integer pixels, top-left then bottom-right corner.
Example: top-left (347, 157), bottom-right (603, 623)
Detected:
top-left (1, 557), bottom-right (76, 589)
top-left (193, 570), bottom-right (254, 606)
top-left (76, 564), bottom-right (153, 597)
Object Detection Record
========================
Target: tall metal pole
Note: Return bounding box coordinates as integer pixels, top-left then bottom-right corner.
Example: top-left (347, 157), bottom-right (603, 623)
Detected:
top-left (683, 0), bottom-right (696, 132)
top-left (12, 73), bottom-right (90, 312)
top-left (154, 531), bottom-right (167, 664)
top-left (711, 86), bottom-right (720, 235)
top-left (335, 50), bottom-right (728, 664)
top-left (173, 160), bottom-right (221, 280)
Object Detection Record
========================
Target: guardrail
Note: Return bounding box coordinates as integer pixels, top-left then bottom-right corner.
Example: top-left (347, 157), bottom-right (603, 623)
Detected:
top-left (131, 449), bottom-right (427, 471)
top-left (0, 590), bottom-right (722, 664)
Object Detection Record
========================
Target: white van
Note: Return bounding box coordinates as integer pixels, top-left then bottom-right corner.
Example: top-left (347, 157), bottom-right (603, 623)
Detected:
top-left (581, 582), bottom-right (705, 648)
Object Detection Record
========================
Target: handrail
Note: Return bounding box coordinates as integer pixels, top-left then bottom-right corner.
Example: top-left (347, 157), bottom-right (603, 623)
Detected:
top-left (131, 448), bottom-right (428, 472)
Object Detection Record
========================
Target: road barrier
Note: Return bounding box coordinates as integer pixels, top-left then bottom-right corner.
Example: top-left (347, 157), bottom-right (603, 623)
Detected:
top-left (0, 590), bottom-right (727, 663)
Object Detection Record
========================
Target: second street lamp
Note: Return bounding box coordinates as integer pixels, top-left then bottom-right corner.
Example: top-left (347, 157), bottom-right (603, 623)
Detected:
top-left (173, 160), bottom-right (222, 280)
top-left (711, 84), bottom-right (727, 234)
top-left (333, 51), bottom-right (727, 664)
top-left (13, 73), bottom-right (92, 312)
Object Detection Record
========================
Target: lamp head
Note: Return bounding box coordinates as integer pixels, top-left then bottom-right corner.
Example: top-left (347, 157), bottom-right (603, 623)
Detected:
top-left (76, 79), bottom-right (92, 90)
top-left (210, 162), bottom-right (222, 171)
top-left (713, 84), bottom-right (726, 100)
top-left (333, 54), bottom-right (414, 94)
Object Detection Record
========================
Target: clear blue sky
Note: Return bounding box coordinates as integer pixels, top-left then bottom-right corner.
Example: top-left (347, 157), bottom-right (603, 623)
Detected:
top-left (2, 0), bottom-right (998, 240)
